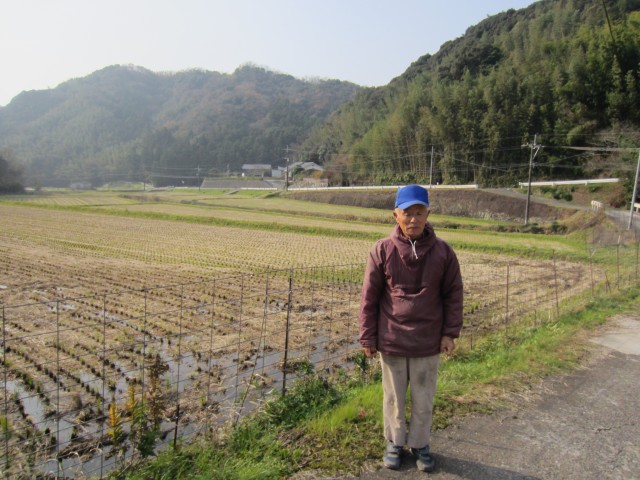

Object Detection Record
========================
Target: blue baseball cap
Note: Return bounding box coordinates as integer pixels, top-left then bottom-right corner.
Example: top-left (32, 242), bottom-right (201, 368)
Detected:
top-left (395, 184), bottom-right (429, 210)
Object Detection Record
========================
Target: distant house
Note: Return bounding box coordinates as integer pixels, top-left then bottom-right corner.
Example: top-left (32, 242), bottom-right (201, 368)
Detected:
top-left (287, 162), bottom-right (324, 177)
top-left (272, 166), bottom-right (286, 178)
top-left (69, 182), bottom-right (92, 190)
top-left (241, 164), bottom-right (272, 177)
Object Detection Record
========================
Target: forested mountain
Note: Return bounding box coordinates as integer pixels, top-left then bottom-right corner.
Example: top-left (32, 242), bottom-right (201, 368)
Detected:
top-left (2, 0), bottom-right (639, 191)
top-left (0, 65), bottom-right (360, 186)
top-left (300, 0), bottom-right (640, 189)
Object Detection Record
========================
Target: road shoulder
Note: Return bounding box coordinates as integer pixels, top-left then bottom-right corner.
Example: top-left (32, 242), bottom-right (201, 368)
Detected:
top-left (356, 312), bottom-right (640, 480)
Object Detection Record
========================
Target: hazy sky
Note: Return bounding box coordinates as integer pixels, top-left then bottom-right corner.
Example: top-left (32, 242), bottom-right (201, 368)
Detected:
top-left (0, 0), bottom-right (536, 107)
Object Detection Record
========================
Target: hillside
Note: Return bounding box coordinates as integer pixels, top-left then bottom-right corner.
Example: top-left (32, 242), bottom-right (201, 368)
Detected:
top-left (300, 0), bottom-right (640, 193)
top-left (2, 0), bottom-right (640, 197)
top-left (0, 65), bottom-right (360, 186)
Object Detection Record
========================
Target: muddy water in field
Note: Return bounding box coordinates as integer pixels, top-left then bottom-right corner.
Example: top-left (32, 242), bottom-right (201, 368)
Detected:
top-left (7, 320), bottom-right (356, 478)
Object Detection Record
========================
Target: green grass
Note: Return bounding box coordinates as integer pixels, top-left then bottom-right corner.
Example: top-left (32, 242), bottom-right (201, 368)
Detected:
top-left (113, 286), bottom-right (640, 479)
top-left (117, 374), bottom-right (346, 480)
top-left (155, 191), bottom-right (519, 230)
top-left (0, 189), bottom-right (519, 230)
top-left (1, 190), bottom-right (592, 262)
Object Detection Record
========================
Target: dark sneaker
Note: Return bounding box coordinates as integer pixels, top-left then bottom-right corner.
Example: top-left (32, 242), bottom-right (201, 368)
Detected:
top-left (383, 442), bottom-right (403, 470)
top-left (410, 446), bottom-right (435, 472)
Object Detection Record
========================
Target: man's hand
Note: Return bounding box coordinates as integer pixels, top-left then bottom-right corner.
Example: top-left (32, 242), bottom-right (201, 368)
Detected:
top-left (362, 346), bottom-right (378, 358)
top-left (440, 336), bottom-right (455, 355)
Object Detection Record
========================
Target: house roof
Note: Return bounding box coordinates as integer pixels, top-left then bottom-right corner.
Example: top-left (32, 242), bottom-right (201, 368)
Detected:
top-left (302, 162), bottom-right (323, 171)
top-left (288, 161), bottom-right (324, 171)
top-left (242, 164), bottom-right (272, 169)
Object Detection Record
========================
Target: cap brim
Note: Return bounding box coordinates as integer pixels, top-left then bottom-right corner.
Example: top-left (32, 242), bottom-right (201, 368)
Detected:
top-left (396, 200), bottom-right (429, 210)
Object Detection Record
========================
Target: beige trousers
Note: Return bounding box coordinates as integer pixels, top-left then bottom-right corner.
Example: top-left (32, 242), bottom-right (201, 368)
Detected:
top-left (380, 353), bottom-right (440, 449)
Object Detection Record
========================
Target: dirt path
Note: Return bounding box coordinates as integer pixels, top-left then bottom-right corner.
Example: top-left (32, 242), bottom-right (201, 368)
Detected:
top-left (485, 188), bottom-right (587, 210)
top-left (350, 312), bottom-right (640, 480)
top-left (487, 187), bottom-right (640, 234)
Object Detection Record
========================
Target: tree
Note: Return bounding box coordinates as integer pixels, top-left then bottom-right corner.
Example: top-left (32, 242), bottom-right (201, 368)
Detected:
top-left (0, 154), bottom-right (25, 193)
top-left (301, 0), bottom-right (640, 186)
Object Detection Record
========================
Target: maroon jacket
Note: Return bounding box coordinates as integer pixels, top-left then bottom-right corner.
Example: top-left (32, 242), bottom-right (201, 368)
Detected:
top-left (359, 223), bottom-right (463, 357)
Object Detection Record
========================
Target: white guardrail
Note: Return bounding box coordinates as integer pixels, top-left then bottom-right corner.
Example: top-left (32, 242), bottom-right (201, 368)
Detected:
top-left (518, 178), bottom-right (620, 187)
top-left (288, 184), bottom-right (479, 191)
top-left (239, 180), bottom-right (619, 191)
top-left (244, 184), bottom-right (481, 191)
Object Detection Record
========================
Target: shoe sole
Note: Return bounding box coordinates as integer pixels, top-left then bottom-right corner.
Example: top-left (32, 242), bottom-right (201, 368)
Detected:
top-left (383, 459), bottom-right (401, 470)
top-left (416, 460), bottom-right (435, 473)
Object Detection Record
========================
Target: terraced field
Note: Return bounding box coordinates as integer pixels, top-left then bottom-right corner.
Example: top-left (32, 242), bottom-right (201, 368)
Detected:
top-left (0, 190), bottom-right (605, 478)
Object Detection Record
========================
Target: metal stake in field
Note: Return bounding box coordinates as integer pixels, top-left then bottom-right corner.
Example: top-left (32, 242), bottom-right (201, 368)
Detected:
top-left (2, 305), bottom-right (8, 475)
top-left (281, 270), bottom-right (293, 396)
top-left (173, 285), bottom-right (185, 449)
top-left (99, 294), bottom-right (107, 478)
top-left (629, 150), bottom-right (640, 230)
top-left (505, 264), bottom-right (510, 338)
top-left (56, 300), bottom-right (61, 478)
top-left (205, 279), bottom-right (216, 435)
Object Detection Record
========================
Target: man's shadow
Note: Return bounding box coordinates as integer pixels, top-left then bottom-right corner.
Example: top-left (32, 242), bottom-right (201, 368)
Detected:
top-left (394, 453), bottom-right (542, 479)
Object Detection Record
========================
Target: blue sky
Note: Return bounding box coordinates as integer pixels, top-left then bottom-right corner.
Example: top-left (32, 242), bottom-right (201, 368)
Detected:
top-left (0, 0), bottom-right (536, 106)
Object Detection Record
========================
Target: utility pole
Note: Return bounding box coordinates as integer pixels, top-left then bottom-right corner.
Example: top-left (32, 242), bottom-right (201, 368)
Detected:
top-left (522, 134), bottom-right (542, 226)
top-left (629, 150), bottom-right (640, 230)
top-left (429, 145), bottom-right (434, 188)
top-left (284, 145), bottom-right (290, 191)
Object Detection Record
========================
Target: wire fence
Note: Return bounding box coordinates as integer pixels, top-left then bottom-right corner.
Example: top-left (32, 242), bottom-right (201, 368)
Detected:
top-left (1, 237), bottom-right (638, 479)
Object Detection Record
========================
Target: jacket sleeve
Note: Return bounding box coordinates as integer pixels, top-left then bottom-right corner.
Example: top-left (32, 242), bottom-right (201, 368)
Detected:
top-left (440, 244), bottom-right (464, 339)
top-left (359, 243), bottom-right (385, 347)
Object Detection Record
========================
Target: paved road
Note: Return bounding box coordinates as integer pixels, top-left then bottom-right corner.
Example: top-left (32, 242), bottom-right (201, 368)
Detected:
top-left (607, 209), bottom-right (640, 236)
top-left (346, 312), bottom-right (640, 480)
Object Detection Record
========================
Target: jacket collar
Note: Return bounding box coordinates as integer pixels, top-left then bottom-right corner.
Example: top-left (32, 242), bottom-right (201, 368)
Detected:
top-left (391, 223), bottom-right (436, 264)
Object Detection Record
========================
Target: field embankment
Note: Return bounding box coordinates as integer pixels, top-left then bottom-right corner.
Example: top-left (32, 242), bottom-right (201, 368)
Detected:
top-left (286, 188), bottom-right (579, 224)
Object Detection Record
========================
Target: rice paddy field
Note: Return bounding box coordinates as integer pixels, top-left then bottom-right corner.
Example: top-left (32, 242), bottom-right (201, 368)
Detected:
top-left (0, 188), bottom-right (628, 478)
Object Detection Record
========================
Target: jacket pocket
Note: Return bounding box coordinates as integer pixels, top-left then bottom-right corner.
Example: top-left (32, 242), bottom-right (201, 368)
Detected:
top-left (389, 284), bottom-right (429, 322)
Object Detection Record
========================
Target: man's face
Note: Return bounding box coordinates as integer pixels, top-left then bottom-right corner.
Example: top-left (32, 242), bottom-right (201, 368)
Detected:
top-left (393, 204), bottom-right (430, 240)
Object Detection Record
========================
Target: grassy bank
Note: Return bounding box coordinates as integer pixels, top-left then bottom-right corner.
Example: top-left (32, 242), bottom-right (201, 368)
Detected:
top-left (113, 287), bottom-right (639, 480)
top-left (1, 199), bottom-right (591, 262)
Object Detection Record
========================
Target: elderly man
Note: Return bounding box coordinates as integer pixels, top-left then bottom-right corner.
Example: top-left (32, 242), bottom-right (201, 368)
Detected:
top-left (359, 184), bottom-right (463, 472)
